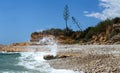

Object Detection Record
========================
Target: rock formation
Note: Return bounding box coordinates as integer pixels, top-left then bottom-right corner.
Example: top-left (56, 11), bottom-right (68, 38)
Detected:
top-left (30, 24), bottom-right (119, 45)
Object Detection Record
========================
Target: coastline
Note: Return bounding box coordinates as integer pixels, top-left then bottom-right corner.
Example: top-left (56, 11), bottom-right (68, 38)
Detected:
top-left (0, 45), bottom-right (120, 73)
top-left (48, 45), bottom-right (120, 73)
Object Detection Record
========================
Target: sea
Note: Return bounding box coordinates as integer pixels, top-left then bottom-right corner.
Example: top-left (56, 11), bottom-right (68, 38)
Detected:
top-left (0, 37), bottom-right (83, 73)
top-left (0, 52), bottom-right (81, 73)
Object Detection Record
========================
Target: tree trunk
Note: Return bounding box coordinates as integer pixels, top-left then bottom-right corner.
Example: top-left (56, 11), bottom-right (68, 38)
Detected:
top-left (65, 20), bottom-right (69, 36)
top-left (66, 20), bottom-right (68, 31)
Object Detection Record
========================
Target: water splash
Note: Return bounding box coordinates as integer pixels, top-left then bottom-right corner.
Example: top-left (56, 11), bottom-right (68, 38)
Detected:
top-left (17, 37), bottom-right (82, 73)
top-left (18, 52), bottom-right (81, 73)
top-left (38, 37), bottom-right (58, 56)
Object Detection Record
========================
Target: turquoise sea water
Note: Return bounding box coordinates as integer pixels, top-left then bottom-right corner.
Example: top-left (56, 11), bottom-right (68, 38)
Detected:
top-left (0, 52), bottom-right (80, 73)
top-left (0, 52), bottom-right (44, 73)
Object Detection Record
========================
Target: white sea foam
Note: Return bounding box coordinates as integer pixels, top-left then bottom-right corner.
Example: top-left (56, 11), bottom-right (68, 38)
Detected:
top-left (38, 37), bottom-right (58, 56)
top-left (18, 52), bottom-right (81, 73)
top-left (51, 69), bottom-right (81, 73)
top-left (17, 37), bottom-right (82, 73)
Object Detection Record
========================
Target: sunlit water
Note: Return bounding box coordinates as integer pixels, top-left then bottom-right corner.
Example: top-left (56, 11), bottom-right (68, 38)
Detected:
top-left (0, 52), bottom-right (81, 73)
top-left (0, 37), bottom-right (82, 73)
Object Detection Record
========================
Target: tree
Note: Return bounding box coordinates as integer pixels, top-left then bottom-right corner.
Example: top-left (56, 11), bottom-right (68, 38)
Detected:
top-left (63, 5), bottom-right (70, 31)
top-left (72, 16), bottom-right (82, 31)
top-left (112, 17), bottom-right (120, 24)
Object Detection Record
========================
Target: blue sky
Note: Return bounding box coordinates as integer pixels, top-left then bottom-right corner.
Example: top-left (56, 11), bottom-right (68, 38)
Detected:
top-left (0, 0), bottom-right (119, 44)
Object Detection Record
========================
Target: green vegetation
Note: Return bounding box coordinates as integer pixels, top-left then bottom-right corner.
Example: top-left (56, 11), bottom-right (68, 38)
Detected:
top-left (82, 19), bottom-right (112, 40)
top-left (31, 4), bottom-right (120, 44)
top-left (63, 5), bottom-right (70, 32)
top-left (112, 17), bottom-right (120, 24)
top-left (40, 28), bottom-right (75, 37)
top-left (31, 17), bottom-right (120, 43)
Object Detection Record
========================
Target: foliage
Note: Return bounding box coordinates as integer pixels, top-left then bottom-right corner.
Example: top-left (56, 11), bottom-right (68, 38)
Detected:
top-left (42, 28), bottom-right (64, 36)
top-left (63, 5), bottom-right (70, 32)
top-left (84, 27), bottom-right (96, 40)
top-left (63, 5), bottom-right (70, 21)
top-left (112, 17), bottom-right (120, 24)
top-left (32, 17), bottom-right (120, 43)
top-left (80, 27), bottom-right (94, 38)
top-left (94, 19), bottom-right (112, 33)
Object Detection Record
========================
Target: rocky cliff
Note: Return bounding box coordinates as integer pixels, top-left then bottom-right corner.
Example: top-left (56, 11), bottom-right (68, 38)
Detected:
top-left (30, 18), bottom-right (120, 45)
top-left (86, 24), bottom-right (120, 44)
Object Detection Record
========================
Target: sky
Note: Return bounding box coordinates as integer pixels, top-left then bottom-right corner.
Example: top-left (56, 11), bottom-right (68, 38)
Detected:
top-left (0, 0), bottom-right (119, 44)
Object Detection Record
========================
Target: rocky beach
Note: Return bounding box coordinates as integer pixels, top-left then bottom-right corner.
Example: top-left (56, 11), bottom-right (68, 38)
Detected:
top-left (1, 0), bottom-right (120, 72)
top-left (48, 45), bottom-right (120, 73)
top-left (0, 45), bottom-right (120, 73)
top-left (0, 17), bottom-right (119, 73)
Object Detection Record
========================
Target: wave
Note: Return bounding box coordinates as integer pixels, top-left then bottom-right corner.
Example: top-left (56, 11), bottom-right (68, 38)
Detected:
top-left (17, 52), bottom-right (81, 73)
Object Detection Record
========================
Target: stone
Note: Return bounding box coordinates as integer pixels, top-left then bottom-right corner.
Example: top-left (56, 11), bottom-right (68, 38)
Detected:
top-left (44, 54), bottom-right (73, 60)
top-left (44, 55), bottom-right (56, 60)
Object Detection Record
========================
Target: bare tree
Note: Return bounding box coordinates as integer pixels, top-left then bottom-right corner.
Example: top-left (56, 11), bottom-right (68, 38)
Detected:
top-left (63, 5), bottom-right (70, 31)
top-left (72, 16), bottom-right (82, 31)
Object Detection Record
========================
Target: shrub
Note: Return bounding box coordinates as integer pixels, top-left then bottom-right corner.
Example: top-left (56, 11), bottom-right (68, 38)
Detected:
top-left (84, 27), bottom-right (96, 40)
top-left (94, 19), bottom-right (112, 34)
top-left (112, 17), bottom-right (120, 24)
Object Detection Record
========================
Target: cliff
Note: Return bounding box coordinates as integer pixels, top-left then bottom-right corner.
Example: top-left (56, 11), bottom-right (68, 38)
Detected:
top-left (30, 17), bottom-right (120, 45)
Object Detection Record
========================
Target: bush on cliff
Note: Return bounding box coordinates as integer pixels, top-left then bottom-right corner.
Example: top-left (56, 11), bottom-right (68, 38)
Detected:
top-left (31, 17), bottom-right (120, 43)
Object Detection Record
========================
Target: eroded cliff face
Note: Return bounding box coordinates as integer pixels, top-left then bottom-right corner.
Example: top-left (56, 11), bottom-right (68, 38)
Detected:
top-left (86, 24), bottom-right (120, 44)
top-left (89, 25), bottom-right (112, 44)
top-left (30, 33), bottom-right (74, 44)
top-left (30, 24), bottom-right (120, 45)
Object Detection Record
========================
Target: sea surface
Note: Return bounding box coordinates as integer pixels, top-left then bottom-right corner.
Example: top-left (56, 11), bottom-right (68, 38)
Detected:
top-left (0, 52), bottom-right (80, 73)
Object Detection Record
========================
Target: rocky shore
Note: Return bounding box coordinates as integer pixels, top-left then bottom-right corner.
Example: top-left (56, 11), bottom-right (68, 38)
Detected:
top-left (47, 45), bottom-right (120, 73)
top-left (0, 45), bottom-right (120, 73)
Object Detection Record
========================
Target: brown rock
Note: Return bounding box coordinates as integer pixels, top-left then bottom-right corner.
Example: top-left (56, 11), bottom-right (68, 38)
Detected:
top-left (44, 54), bottom-right (74, 60)
top-left (44, 55), bottom-right (56, 60)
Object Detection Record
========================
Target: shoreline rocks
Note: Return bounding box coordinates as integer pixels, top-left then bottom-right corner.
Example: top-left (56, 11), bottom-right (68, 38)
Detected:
top-left (0, 45), bottom-right (120, 73)
top-left (44, 54), bottom-right (74, 60)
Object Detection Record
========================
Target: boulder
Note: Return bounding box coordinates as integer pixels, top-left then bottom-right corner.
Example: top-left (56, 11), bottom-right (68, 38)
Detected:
top-left (44, 54), bottom-right (73, 60)
top-left (44, 55), bottom-right (56, 60)
top-left (56, 54), bottom-right (72, 58)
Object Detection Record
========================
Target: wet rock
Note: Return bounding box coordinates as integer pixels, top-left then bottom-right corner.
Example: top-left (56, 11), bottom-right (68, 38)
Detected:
top-left (44, 55), bottom-right (56, 60)
top-left (56, 55), bottom-right (73, 58)
top-left (44, 54), bottom-right (73, 60)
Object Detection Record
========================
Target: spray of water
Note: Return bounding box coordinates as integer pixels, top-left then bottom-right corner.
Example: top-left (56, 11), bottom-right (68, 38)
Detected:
top-left (38, 37), bottom-right (58, 56)
top-left (17, 37), bottom-right (81, 73)
top-left (18, 52), bottom-right (81, 73)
